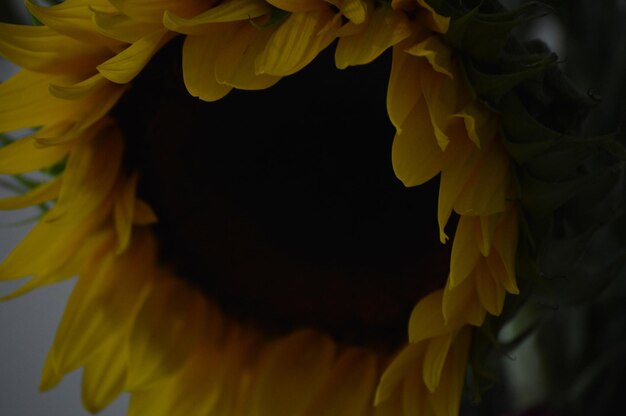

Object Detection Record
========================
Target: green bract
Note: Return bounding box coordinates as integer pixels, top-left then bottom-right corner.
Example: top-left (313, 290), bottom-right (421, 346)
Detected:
top-left (426, 0), bottom-right (626, 409)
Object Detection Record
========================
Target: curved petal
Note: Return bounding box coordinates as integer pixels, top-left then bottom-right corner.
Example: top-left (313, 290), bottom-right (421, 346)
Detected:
top-left (255, 9), bottom-right (340, 76)
top-left (97, 29), bottom-right (175, 84)
top-left (0, 23), bottom-right (112, 74)
top-left (0, 126), bottom-right (71, 174)
top-left (422, 332), bottom-right (453, 392)
top-left (214, 23), bottom-right (281, 90)
top-left (375, 342), bottom-right (425, 405)
top-left (49, 73), bottom-right (111, 100)
top-left (250, 330), bottom-right (335, 415)
top-left (303, 348), bottom-right (378, 416)
top-left (49, 123), bottom-right (123, 223)
top-left (113, 173), bottom-right (139, 254)
top-left (163, 0), bottom-right (271, 35)
top-left (448, 215), bottom-right (481, 288)
top-left (108, 0), bottom-right (209, 24)
top-left (405, 35), bottom-right (453, 78)
top-left (93, 10), bottom-right (162, 43)
top-left (126, 279), bottom-right (208, 391)
top-left (392, 97), bottom-right (443, 187)
top-left (182, 28), bottom-right (235, 101)
top-left (25, 0), bottom-right (123, 49)
top-left (0, 177), bottom-right (61, 210)
top-left (336, 5), bottom-right (410, 69)
top-left (265, 0), bottom-right (326, 12)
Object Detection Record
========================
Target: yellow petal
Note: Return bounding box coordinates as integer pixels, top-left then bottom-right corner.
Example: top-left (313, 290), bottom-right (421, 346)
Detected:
top-left (340, 0), bottom-right (371, 24)
top-left (409, 289), bottom-right (464, 343)
top-left (49, 123), bottom-right (123, 223)
top-left (421, 70), bottom-right (452, 151)
top-left (386, 46), bottom-right (423, 133)
top-left (0, 71), bottom-right (81, 133)
top-left (49, 231), bottom-right (151, 376)
top-left (0, 127), bottom-right (71, 174)
top-left (428, 327), bottom-right (471, 416)
top-left (390, 0), bottom-right (418, 11)
top-left (97, 29), bottom-right (175, 84)
top-left (400, 361), bottom-right (430, 415)
top-left (442, 272), bottom-right (485, 327)
top-left (182, 29), bottom-right (235, 101)
top-left (405, 35), bottom-right (453, 78)
top-left (108, 0), bottom-right (209, 24)
top-left (205, 327), bottom-right (260, 415)
top-left (0, 70), bottom-right (126, 134)
top-left (335, 5), bottom-right (411, 69)
top-left (74, 84), bottom-right (128, 131)
top-left (416, 0), bottom-right (450, 33)
top-left (437, 135), bottom-right (482, 242)
top-left (25, 0), bottom-right (123, 49)
top-left (163, 0), bottom-right (271, 35)
top-left (126, 319), bottom-right (230, 416)
top-left (256, 9), bottom-right (340, 76)
top-left (114, 173), bottom-right (139, 254)
top-left (392, 97), bottom-right (443, 187)
top-left (45, 240), bottom-right (117, 372)
top-left (251, 330), bottom-right (335, 415)
top-left (491, 206), bottom-right (519, 294)
top-left (0, 23), bottom-right (112, 74)
top-left (33, 118), bottom-right (101, 147)
top-left (40, 347), bottom-right (62, 392)
top-left (214, 23), bottom-right (281, 90)
top-left (49, 72), bottom-right (111, 100)
top-left (0, 177), bottom-right (61, 210)
top-left (265, 0), bottom-right (326, 12)
top-left (335, 20), bottom-right (366, 38)
top-left (477, 214), bottom-right (498, 256)
top-left (303, 348), bottom-right (378, 416)
top-left (474, 257), bottom-right (505, 315)
top-left (373, 391), bottom-right (404, 416)
top-left (81, 332), bottom-right (129, 413)
top-left (422, 332), bottom-right (453, 392)
top-left (0, 205), bottom-right (109, 285)
top-left (448, 215), bottom-right (481, 288)
top-left (375, 342), bottom-right (425, 405)
top-left (454, 139), bottom-right (508, 217)
top-left (93, 10), bottom-right (162, 44)
top-left (450, 101), bottom-right (498, 149)
top-left (326, 0), bottom-right (371, 24)
top-left (133, 198), bottom-right (158, 225)
top-left (127, 279), bottom-right (207, 391)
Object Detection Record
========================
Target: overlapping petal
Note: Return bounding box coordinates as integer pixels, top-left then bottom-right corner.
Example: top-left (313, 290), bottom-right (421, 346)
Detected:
top-left (0, 23), bottom-right (112, 74)
top-left (163, 0), bottom-right (271, 35)
top-left (97, 29), bottom-right (175, 84)
top-left (256, 9), bottom-right (341, 76)
top-left (182, 27), bottom-right (236, 101)
top-left (108, 0), bottom-right (208, 24)
top-left (0, 2), bottom-right (523, 416)
top-left (335, 5), bottom-right (411, 69)
top-left (25, 0), bottom-right (123, 49)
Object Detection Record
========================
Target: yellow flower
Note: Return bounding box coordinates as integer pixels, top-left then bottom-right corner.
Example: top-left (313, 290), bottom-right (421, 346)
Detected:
top-left (0, 0), bottom-right (519, 415)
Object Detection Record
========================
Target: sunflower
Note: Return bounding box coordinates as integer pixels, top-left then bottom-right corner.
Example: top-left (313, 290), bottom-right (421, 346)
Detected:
top-left (0, 0), bottom-right (525, 414)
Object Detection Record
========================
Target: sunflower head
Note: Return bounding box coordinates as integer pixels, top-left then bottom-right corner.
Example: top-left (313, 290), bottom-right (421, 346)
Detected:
top-left (1, 0), bottom-right (625, 415)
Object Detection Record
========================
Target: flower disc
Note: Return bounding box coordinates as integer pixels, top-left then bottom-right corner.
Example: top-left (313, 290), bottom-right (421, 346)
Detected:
top-left (116, 37), bottom-right (451, 348)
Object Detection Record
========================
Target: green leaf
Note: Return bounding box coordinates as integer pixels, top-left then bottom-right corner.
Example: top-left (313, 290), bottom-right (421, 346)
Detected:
top-left (444, 2), bottom-right (548, 62)
top-left (463, 52), bottom-right (556, 103)
top-left (501, 94), bottom-right (626, 165)
top-left (518, 168), bottom-right (607, 216)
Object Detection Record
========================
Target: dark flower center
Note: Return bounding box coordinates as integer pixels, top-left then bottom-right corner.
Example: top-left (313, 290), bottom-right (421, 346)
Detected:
top-left (114, 36), bottom-right (451, 349)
